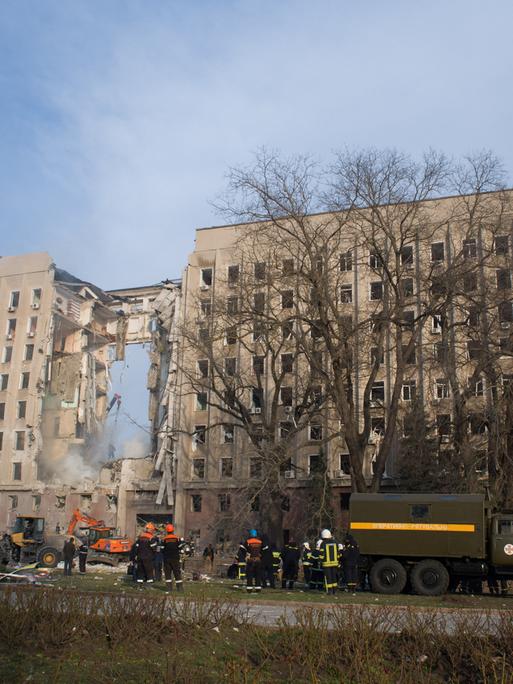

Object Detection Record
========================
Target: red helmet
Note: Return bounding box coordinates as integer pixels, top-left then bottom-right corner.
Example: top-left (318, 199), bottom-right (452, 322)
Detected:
top-left (166, 523), bottom-right (174, 533)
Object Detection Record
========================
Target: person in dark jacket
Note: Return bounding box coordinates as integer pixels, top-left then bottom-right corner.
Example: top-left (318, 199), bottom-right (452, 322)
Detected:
top-left (153, 537), bottom-right (163, 582)
top-left (302, 542), bottom-right (312, 587)
top-left (78, 541), bottom-right (88, 574)
top-left (162, 523), bottom-right (184, 590)
top-left (341, 533), bottom-right (360, 592)
top-left (243, 529), bottom-right (263, 592)
top-left (281, 540), bottom-right (300, 589)
top-left (63, 537), bottom-right (76, 576)
top-left (135, 523), bottom-right (158, 583)
top-left (309, 546), bottom-right (324, 590)
top-left (260, 536), bottom-right (275, 588)
top-left (202, 543), bottom-right (215, 571)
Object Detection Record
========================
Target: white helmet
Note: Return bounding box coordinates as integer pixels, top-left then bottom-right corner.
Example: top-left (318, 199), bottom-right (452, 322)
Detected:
top-left (321, 529), bottom-right (332, 539)
top-left (303, 541), bottom-right (310, 550)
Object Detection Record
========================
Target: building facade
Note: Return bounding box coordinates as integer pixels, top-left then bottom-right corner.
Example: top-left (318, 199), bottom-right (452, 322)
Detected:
top-left (173, 190), bottom-right (513, 546)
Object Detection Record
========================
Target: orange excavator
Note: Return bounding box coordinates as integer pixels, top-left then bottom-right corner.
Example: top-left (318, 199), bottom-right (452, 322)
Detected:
top-left (67, 509), bottom-right (132, 566)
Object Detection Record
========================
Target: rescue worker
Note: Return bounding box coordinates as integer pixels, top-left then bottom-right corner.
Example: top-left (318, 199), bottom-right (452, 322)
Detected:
top-left (78, 541), bottom-right (88, 574)
top-left (309, 545), bottom-right (325, 590)
top-left (301, 542), bottom-right (312, 587)
top-left (162, 523), bottom-right (183, 590)
top-left (236, 540), bottom-right (247, 583)
top-left (261, 537), bottom-right (275, 588)
top-left (341, 533), bottom-right (360, 592)
top-left (281, 539), bottom-right (300, 590)
top-left (318, 529), bottom-right (339, 595)
top-left (243, 529), bottom-right (263, 592)
top-left (272, 546), bottom-right (282, 585)
top-left (153, 535), bottom-right (163, 582)
top-left (63, 537), bottom-right (76, 576)
top-left (135, 523), bottom-right (158, 583)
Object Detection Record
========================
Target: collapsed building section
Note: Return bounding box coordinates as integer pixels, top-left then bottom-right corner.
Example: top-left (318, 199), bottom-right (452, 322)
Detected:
top-left (0, 253), bottom-right (182, 541)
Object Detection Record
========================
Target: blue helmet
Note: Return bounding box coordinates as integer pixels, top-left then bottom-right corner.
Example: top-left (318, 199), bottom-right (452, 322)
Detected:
top-left (249, 529), bottom-right (258, 538)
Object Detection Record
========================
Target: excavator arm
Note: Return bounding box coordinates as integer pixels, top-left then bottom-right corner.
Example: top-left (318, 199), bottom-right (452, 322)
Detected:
top-left (67, 509), bottom-right (106, 536)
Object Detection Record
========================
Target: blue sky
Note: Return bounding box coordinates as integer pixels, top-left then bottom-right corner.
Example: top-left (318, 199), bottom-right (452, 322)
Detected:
top-left (2, 1), bottom-right (512, 445)
top-left (2, 0), bottom-right (513, 290)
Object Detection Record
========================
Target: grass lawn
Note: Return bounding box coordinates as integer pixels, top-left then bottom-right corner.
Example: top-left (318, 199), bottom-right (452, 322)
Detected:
top-left (41, 567), bottom-right (513, 610)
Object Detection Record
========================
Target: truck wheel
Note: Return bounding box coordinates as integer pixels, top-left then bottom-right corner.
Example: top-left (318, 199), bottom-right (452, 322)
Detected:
top-left (410, 560), bottom-right (449, 596)
top-left (37, 547), bottom-right (60, 568)
top-left (370, 558), bottom-right (407, 594)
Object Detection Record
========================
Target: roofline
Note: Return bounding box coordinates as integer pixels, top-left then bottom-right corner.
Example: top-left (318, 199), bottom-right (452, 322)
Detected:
top-left (197, 187), bottom-right (513, 232)
top-left (107, 280), bottom-right (181, 295)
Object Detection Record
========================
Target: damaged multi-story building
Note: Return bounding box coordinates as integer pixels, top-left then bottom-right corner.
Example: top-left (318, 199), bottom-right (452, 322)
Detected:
top-left (0, 252), bottom-right (181, 540)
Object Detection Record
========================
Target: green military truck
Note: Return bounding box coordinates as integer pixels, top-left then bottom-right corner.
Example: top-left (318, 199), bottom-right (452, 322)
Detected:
top-left (349, 493), bottom-right (513, 596)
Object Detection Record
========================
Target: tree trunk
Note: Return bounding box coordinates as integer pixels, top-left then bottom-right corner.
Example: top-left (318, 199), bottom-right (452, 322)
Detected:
top-left (258, 487), bottom-right (284, 546)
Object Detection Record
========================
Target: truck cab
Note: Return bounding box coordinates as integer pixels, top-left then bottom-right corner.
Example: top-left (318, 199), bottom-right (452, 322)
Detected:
top-left (489, 514), bottom-right (513, 573)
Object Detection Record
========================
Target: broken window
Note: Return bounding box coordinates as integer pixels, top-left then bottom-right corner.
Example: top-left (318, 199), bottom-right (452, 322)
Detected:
top-left (469, 376), bottom-right (484, 397)
top-left (32, 494), bottom-right (41, 512)
top-left (12, 463), bottom-right (22, 481)
top-left (370, 382), bottom-right (385, 403)
top-left (252, 355), bottom-right (265, 376)
top-left (225, 326), bottom-right (237, 345)
top-left (309, 423), bottom-right (323, 441)
top-left (6, 319), bottom-right (16, 340)
top-left (9, 494), bottom-right (18, 508)
top-left (19, 372), bottom-right (30, 390)
top-left (435, 379), bottom-right (449, 399)
top-left (226, 296), bottom-right (238, 315)
top-left (17, 401), bottom-right (26, 419)
top-left (467, 340), bottom-right (481, 360)
top-left (401, 245), bottom-right (414, 267)
top-left (431, 242), bottom-right (445, 262)
top-left (253, 292), bottom-right (265, 314)
top-left (497, 269), bottom-right (511, 290)
top-left (370, 281), bottom-right (383, 301)
top-left (0, 374), bottom-right (8, 391)
top-left (191, 494), bottom-right (202, 512)
top-left (218, 493), bottom-right (231, 512)
top-left (282, 259), bottom-right (295, 276)
top-left (227, 265), bottom-right (240, 286)
top-left (2, 346), bottom-right (12, 363)
top-left (224, 357), bottom-right (236, 376)
top-left (254, 262), bottom-right (266, 281)
top-left (15, 431), bottom-right (25, 450)
top-left (31, 288), bottom-right (42, 308)
top-left (196, 393), bottom-right (208, 411)
top-left (463, 239), bottom-right (477, 258)
top-left (56, 495), bottom-right (66, 509)
top-left (495, 235), bottom-right (509, 256)
top-left (469, 414), bottom-right (487, 435)
top-left (80, 494), bottom-right (92, 512)
top-left (250, 458), bottom-right (262, 478)
top-left (310, 320), bottom-right (322, 339)
top-left (281, 353), bottom-right (293, 374)
top-left (369, 250), bottom-right (383, 269)
top-left (193, 425), bottom-right (206, 446)
top-left (251, 388), bottom-right (263, 410)
top-left (402, 381), bottom-right (416, 401)
top-left (193, 458), bottom-right (205, 479)
top-left (370, 347), bottom-right (384, 365)
top-left (27, 316), bottom-right (38, 337)
top-left (282, 321), bottom-right (293, 340)
top-left (281, 290), bottom-right (294, 309)
top-left (339, 453), bottom-right (351, 475)
top-left (436, 414), bottom-right (451, 436)
top-left (198, 326), bottom-right (210, 344)
top-left (200, 268), bottom-right (213, 288)
top-left (280, 386), bottom-right (293, 407)
top-left (221, 458), bottom-right (233, 478)
top-left (400, 278), bottom-right (414, 298)
top-left (24, 344), bottom-right (34, 361)
top-left (498, 301), bottom-right (513, 323)
top-left (309, 453), bottom-right (322, 474)
top-left (9, 291), bottom-right (20, 309)
top-left (200, 299), bottom-right (212, 318)
top-left (433, 341), bottom-right (446, 364)
top-left (197, 359), bottom-right (209, 378)
top-left (402, 345), bottom-right (416, 365)
top-left (223, 424), bottom-right (234, 443)
top-left (463, 272), bottom-right (477, 292)
top-left (340, 250), bottom-right (352, 272)
top-left (340, 284), bottom-right (353, 303)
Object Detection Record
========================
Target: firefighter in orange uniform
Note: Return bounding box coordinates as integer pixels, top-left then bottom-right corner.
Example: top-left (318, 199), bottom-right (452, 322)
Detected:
top-left (135, 522), bottom-right (158, 584)
top-left (162, 523), bottom-right (184, 591)
top-left (243, 529), bottom-right (263, 592)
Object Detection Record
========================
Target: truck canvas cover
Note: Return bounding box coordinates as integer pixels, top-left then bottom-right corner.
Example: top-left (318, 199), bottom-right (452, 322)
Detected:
top-left (350, 493), bottom-right (485, 559)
